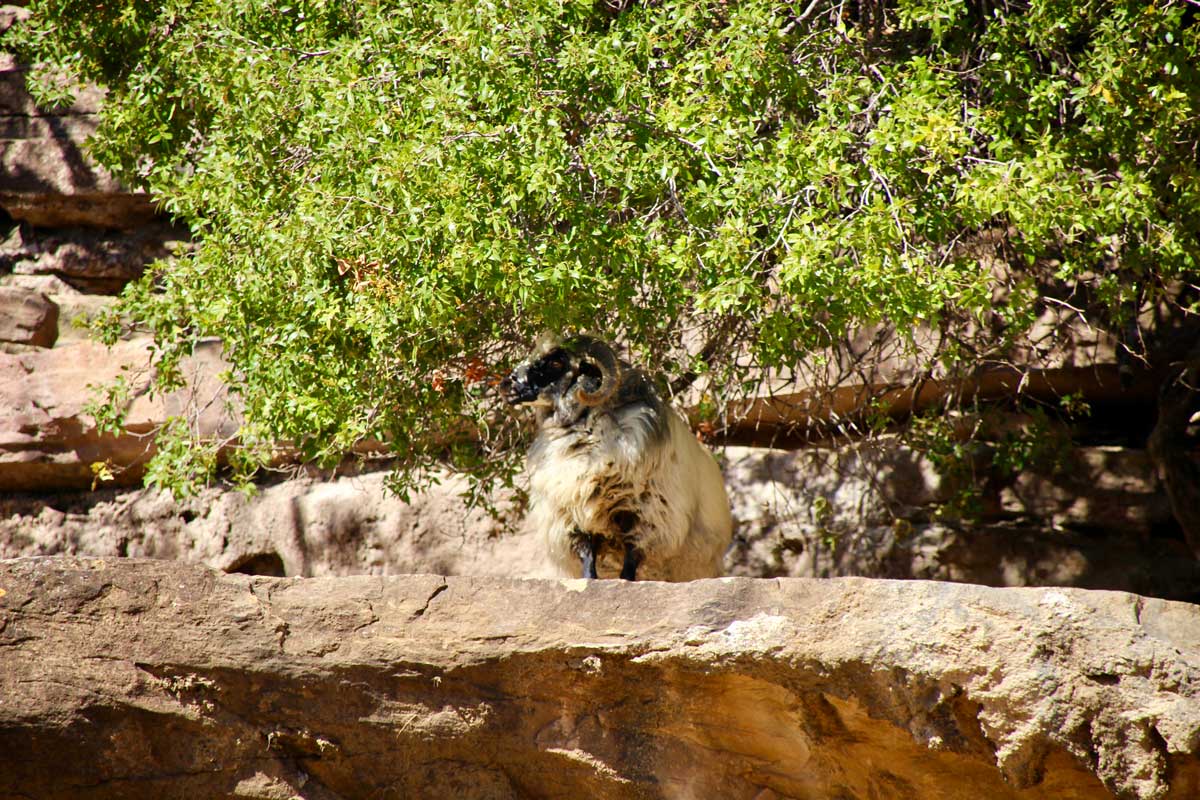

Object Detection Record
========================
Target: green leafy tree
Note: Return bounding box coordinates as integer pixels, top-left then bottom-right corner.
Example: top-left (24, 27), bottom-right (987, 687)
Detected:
top-left (8, 0), bottom-right (1200, 504)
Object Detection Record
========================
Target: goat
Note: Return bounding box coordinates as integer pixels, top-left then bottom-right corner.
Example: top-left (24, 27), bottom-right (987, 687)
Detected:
top-left (500, 334), bottom-right (732, 581)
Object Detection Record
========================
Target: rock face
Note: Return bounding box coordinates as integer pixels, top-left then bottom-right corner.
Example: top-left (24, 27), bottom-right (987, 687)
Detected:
top-left (0, 284), bottom-right (57, 346)
top-left (1, 557), bottom-right (1197, 800)
top-left (5, 450), bottom-right (1199, 602)
top-left (0, 222), bottom-right (186, 294)
top-left (0, 15), bottom-right (158, 230)
top-left (0, 469), bottom-right (545, 579)
top-left (722, 445), bottom-right (1200, 602)
top-left (0, 337), bottom-right (235, 491)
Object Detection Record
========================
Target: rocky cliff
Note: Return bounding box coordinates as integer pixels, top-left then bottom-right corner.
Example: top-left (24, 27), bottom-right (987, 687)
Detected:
top-left (2, 557), bottom-right (1198, 800)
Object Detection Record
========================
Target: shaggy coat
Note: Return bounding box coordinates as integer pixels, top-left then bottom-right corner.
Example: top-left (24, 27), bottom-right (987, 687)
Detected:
top-left (503, 335), bottom-right (732, 581)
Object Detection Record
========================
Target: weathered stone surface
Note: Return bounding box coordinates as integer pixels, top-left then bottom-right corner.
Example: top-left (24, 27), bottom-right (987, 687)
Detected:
top-left (734, 518), bottom-right (1200, 601)
top-left (997, 446), bottom-right (1171, 531)
top-left (0, 337), bottom-right (235, 490)
top-left (0, 557), bottom-right (1197, 799)
top-left (717, 363), bottom-right (1155, 449)
top-left (3, 446), bottom-right (1197, 600)
top-left (0, 271), bottom-right (119, 345)
top-left (2, 439), bottom-right (1196, 600)
top-left (722, 444), bottom-right (1199, 600)
top-left (0, 469), bottom-right (544, 579)
top-left (0, 284), bottom-right (56, 345)
top-left (1, 222), bottom-right (187, 294)
top-left (0, 50), bottom-right (157, 228)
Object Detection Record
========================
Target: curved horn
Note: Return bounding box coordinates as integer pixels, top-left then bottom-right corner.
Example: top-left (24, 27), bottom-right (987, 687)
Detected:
top-left (574, 338), bottom-right (620, 408)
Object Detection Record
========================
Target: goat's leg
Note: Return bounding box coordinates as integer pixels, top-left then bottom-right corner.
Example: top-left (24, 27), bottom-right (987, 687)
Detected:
top-left (619, 541), bottom-right (643, 581)
top-left (577, 532), bottom-right (601, 579)
top-left (610, 510), bottom-right (642, 580)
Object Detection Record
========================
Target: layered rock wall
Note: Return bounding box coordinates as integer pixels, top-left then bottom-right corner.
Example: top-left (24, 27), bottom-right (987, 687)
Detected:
top-left (4, 445), bottom-right (1199, 601)
top-left (2, 557), bottom-right (1198, 800)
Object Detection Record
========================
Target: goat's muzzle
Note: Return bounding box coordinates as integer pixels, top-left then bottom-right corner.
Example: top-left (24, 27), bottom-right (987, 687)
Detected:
top-left (499, 369), bottom-right (538, 406)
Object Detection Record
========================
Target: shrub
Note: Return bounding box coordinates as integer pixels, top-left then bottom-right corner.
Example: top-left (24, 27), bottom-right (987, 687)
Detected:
top-left (10, 0), bottom-right (1199, 495)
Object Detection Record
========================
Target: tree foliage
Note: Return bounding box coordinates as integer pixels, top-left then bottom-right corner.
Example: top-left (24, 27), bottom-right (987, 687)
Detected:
top-left (9, 0), bottom-right (1200, 495)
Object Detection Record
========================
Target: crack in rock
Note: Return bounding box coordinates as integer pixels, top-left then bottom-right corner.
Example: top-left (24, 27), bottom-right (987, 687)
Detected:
top-left (409, 580), bottom-right (449, 621)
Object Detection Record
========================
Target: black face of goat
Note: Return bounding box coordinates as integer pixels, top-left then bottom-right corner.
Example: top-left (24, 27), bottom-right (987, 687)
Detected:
top-left (500, 347), bottom-right (572, 406)
top-left (500, 335), bottom-right (616, 409)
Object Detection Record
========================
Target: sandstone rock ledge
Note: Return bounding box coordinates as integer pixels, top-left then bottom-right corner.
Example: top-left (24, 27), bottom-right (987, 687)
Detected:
top-left (0, 558), bottom-right (1197, 800)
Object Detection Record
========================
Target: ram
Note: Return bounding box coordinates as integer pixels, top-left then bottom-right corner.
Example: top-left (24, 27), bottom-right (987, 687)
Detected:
top-left (501, 334), bottom-right (732, 581)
